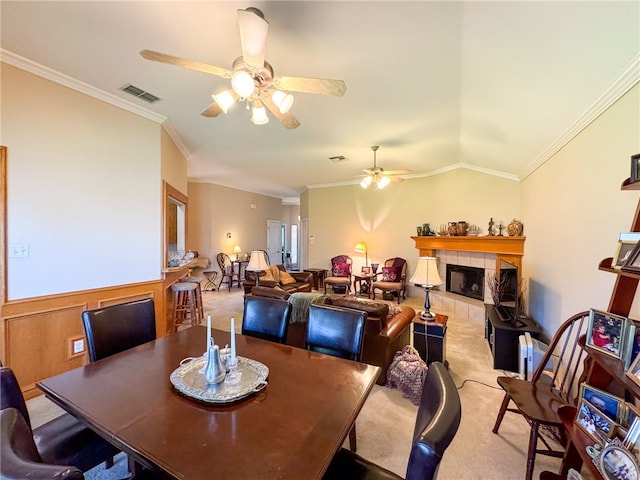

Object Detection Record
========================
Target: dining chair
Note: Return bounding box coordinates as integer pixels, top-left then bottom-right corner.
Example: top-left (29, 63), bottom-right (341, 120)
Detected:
top-left (370, 257), bottom-right (407, 304)
top-left (216, 252), bottom-right (240, 291)
top-left (323, 255), bottom-right (353, 295)
top-left (0, 367), bottom-right (118, 474)
top-left (323, 361), bottom-right (461, 480)
top-left (242, 295), bottom-right (291, 344)
top-left (306, 303), bottom-right (366, 451)
top-left (492, 311), bottom-right (590, 480)
top-left (0, 407), bottom-right (85, 480)
top-left (81, 298), bottom-right (156, 362)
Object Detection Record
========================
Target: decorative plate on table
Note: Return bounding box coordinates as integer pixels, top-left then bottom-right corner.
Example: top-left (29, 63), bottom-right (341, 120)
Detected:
top-left (170, 355), bottom-right (268, 404)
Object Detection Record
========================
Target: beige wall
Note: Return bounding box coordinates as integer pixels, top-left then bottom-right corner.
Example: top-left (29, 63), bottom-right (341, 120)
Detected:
top-left (306, 169), bottom-right (521, 295)
top-left (187, 182), bottom-right (283, 268)
top-left (2, 63), bottom-right (163, 299)
top-left (522, 83), bottom-right (640, 336)
top-left (161, 127), bottom-right (187, 195)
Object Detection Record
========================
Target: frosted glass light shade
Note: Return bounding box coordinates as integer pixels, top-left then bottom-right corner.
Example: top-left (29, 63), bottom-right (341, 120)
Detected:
top-left (272, 90), bottom-right (294, 114)
top-left (377, 176), bottom-right (391, 189)
top-left (231, 70), bottom-right (255, 98)
top-left (360, 176), bottom-right (372, 189)
top-left (251, 104), bottom-right (269, 125)
top-left (213, 90), bottom-right (235, 114)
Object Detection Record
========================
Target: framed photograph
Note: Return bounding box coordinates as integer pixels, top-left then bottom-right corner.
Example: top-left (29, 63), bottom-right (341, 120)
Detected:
top-left (361, 266), bottom-right (371, 275)
top-left (627, 353), bottom-right (640, 388)
top-left (580, 382), bottom-right (623, 421)
top-left (623, 242), bottom-right (640, 273)
top-left (620, 403), bottom-right (640, 431)
top-left (598, 437), bottom-right (640, 480)
top-left (575, 398), bottom-right (615, 445)
top-left (587, 309), bottom-right (629, 360)
top-left (631, 153), bottom-right (640, 184)
top-left (615, 240), bottom-right (640, 269)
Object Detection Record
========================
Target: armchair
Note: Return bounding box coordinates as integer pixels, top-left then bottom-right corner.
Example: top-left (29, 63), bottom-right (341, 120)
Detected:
top-left (323, 255), bottom-right (353, 295)
top-left (370, 257), bottom-right (407, 304)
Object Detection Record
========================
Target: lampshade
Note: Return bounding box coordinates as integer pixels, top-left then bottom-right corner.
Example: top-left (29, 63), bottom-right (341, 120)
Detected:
top-left (360, 176), bottom-right (372, 189)
top-left (409, 257), bottom-right (442, 287)
top-left (233, 245), bottom-right (242, 254)
top-left (272, 90), bottom-right (294, 114)
top-left (360, 174), bottom-right (391, 190)
top-left (353, 242), bottom-right (367, 254)
top-left (231, 69), bottom-right (255, 98)
top-left (212, 90), bottom-right (235, 114)
top-left (250, 103), bottom-right (269, 125)
top-left (247, 250), bottom-right (269, 272)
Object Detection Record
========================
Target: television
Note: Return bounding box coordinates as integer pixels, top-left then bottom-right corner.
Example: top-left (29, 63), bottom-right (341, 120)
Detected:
top-left (496, 259), bottom-right (519, 322)
top-left (518, 332), bottom-right (550, 380)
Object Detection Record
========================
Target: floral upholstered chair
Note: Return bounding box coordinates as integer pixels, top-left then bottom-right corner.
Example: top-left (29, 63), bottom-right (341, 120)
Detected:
top-left (323, 255), bottom-right (353, 295)
top-left (370, 257), bottom-right (407, 304)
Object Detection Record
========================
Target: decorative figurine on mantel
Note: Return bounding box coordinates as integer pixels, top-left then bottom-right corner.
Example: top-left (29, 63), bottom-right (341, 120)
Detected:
top-left (498, 223), bottom-right (505, 236)
top-left (487, 217), bottom-right (495, 236)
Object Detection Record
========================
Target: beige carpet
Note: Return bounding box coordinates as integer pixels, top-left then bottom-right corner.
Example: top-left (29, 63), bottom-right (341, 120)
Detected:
top-left (27, 287), bottom-right (576, 479)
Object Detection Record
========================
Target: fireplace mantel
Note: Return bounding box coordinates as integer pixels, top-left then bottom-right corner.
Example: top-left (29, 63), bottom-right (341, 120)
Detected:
top-left (412, 236), bottom-right (525, 257)
top-left (412, 235), bottom-right (526, 276)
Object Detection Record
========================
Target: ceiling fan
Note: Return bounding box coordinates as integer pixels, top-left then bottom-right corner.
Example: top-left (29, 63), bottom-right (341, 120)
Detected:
top-left (140, 7), bottom-right (346, 129)
top-left (360, 146), bottom-right (410, 190)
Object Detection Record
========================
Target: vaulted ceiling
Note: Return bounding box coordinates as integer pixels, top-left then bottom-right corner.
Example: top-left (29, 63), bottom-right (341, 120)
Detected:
top-left (2, 1), bottom-right (639, 202)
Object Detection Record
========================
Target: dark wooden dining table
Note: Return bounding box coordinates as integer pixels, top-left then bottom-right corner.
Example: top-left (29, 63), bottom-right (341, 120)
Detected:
top-left (37, 326), bottom-right (380, 479)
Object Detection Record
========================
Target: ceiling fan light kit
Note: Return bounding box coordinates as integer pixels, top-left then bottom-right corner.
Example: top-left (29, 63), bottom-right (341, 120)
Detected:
top-left (140, 7), bottom-right (346, 129)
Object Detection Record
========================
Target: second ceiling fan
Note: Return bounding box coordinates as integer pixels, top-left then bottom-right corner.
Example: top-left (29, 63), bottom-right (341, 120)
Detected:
top-left (140, 7), bottom-right (346, 129)
top-left (360, 146), bottom-right (410, 190)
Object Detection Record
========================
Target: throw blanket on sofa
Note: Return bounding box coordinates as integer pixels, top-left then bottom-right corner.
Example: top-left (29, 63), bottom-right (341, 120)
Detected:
top-left (288, 292), bottom-right (328, 323)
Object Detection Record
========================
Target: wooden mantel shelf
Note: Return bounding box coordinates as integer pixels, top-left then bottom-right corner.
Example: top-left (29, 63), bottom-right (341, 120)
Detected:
top-left (412, 235), bottom-right (526, 257)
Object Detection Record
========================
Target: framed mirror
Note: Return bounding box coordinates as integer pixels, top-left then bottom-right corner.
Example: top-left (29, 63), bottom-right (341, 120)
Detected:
top-left (163, 182), bottom-right (188, 268)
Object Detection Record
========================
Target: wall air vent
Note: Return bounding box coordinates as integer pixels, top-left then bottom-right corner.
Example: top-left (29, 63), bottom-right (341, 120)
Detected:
top-left (121, 84), bottom-right (160, 103)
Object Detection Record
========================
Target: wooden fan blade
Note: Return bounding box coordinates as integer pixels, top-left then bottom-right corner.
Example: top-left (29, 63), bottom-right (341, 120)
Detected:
top-left (262, 94), bottom-right (301, 129)
top-left (238, 8), bottom-right (269, 70)
top-left (200, 102), bottom-right (223, 118)
top-left (383, 169), bottom-right (411, 175)
top-left (140, 50), bottom-right (232, 79)
top-left (389, 176), bottom-right (405, 182)
top-left (272, 75), bottom-right (346, 96)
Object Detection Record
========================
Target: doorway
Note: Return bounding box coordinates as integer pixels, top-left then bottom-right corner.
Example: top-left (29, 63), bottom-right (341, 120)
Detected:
top-left (267, 220), bottom-right (282, 265)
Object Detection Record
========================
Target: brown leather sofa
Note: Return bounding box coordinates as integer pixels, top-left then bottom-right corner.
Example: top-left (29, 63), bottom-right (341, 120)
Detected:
top-left (242, 265), bottom-right (313, 294)
top-left (248, 286), bottom-right (415, 385)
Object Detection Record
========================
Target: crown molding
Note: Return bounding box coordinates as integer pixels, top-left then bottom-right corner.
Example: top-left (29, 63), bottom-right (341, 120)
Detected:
top-left (520, 54), bottom-right (640, 180)
top-left (1, 49), bottom-right (167, 124)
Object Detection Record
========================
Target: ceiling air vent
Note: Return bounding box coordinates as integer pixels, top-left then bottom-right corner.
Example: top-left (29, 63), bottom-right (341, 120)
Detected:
top-left (121, 84), bottom-right (160, 104)
top-left (329, 155), bottom-right (347, 163)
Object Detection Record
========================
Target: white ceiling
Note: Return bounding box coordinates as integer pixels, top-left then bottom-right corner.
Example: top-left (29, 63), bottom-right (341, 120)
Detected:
top-left (2, 1), bottom-right (639, 202)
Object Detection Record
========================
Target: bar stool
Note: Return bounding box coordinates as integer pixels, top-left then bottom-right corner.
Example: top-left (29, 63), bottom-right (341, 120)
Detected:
top-left (179, 276), bottom-right (206, 323)
top-left (170, 282), bottom-right (199, 333)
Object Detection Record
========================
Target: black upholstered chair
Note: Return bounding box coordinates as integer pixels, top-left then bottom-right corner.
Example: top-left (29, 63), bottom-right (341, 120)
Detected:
top-left (0, 407), bottom-right (84, 480)
top-left (323, 362), bottom-right (461, 480)
top-left (306, 304), bottom-right (367, 452)
top-left (0, 367), bottom-right (119, 473)
top-left (81, 298), bottom-right (156, 362)
top-left (242, 295), bottom-right (291, 344)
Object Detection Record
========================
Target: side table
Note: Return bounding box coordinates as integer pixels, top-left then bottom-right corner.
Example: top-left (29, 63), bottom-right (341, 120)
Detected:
top-left (353, 274), bottom-right (374, 298)
top-left (413, 313), bottom-right (448, 367)
top-left (303, 268), bottom-right (327, 291)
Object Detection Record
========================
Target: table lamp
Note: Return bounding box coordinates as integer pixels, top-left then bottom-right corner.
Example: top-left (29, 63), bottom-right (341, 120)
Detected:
top-left (233, 245), bottom-right (242, 261)
top-left (247, 250), bottom-right (269, 286)
top-left (354, 241), bottom-right (368, 266)
top-left (409, 256), bottom-right (442, 321)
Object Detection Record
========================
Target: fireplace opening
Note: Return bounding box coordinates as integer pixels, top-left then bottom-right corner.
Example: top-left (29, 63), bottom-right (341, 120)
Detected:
top-left (446, 265), bottom-right (485, 301)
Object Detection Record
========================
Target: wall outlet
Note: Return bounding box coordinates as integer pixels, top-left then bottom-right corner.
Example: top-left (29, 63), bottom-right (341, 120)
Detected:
top-left (72, 338), bottom-right (84, 354)
top-left (8, 243), bottom-right (29, 258)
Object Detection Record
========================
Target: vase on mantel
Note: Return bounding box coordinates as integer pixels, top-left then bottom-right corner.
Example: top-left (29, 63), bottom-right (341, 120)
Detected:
top-left (507, 219), bottom-right (523, 236)
top-left (456, 221), bottom-right (468, 236)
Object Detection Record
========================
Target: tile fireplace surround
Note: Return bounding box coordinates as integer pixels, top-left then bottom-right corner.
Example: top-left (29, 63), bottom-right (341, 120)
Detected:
top-left (411, 236), bottom-right (525, 323)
